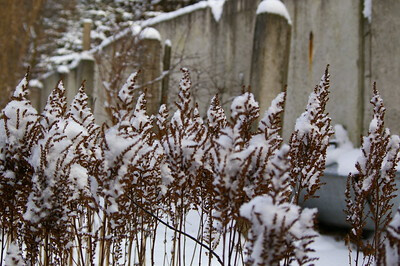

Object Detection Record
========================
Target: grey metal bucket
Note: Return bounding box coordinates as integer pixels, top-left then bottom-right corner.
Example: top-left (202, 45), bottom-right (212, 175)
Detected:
top-left (300, 164), bottom-right (400, 231)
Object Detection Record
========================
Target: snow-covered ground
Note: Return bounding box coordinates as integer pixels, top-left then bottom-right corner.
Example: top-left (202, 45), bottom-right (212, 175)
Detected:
top-left (147, 210), bottom-right (358, 265)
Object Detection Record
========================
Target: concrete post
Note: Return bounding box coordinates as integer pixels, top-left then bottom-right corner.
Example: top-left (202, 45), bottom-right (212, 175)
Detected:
top-left (250, 11), bottom-right (291, 117)
top-left (77, 58), bottom-right (95, 108)
top-left (40, 72), bottom-right (61, 111)
top-left (28, 85), bottom-right (42, 111)
top-left (83, 20), bottom-right (92, 51)
top-left (366, 0), bottom-right (400, 136)
top-left (138, 29), bottom-right (162, 115)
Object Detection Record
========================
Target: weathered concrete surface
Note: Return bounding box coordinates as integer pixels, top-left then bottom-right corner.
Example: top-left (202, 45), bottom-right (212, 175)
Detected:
top-left (77, 59), bottom-right (95, 107)
top-left (39, 58), bottom-right (95, 112)
top-left (37, 0), bottom-right (400, 146)
top-left (282, 0), bottom-right (363, 145)
top-left (214, 0), bottom-right (259, 111)
top-left (27, 86), bottom-right (41, 111)
top-left (137, 38), bottom-right (162, 115)
top-left (151, 5), bottom-right (215, 113)
top-left (41, 72), bottom-right (60, 110)
top-left (364, 0), bottom-right (400, 136)
top-left (161, 42), bottom-right (172, 106)
top-left (250, 11), bottom-right (291, 116)
top-left (92, 34), bottom-right (162, 124)
top-left (151, 0), bottom-right (259, 114)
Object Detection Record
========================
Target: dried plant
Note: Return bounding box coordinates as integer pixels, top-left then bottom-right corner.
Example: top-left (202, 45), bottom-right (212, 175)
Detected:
top-left (3, 66), bottom-right (398, 266)
top-left (0, 72), bottom-right (39, 263)
top-left (345, 84), bottom-right (400, 265)
top-left (379, 205), bottom-right (400, 265)
top-left (289, 65), bottom-right (334, 204)
top-left (240, 194), bottom-right (317, 266)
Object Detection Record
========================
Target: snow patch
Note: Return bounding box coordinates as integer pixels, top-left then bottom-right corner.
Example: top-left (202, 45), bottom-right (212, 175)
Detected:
top-left (143, 1), bottom-right (209, 27)
top-left (256, 0), bottom-right (292, 25)
top-left (208, 0), bottom-right (225, 21)
top-left (363, 0), bottom-right (372, 23)
top-left (57, 65), bottom-right (70, 74)
top-left (83, 18), bottom-right (93, 24)
top-left (326, 124), bottom-right (360, 175)
top-left (139, 27), bottom-right (162, 41)
top-left (29, 79), bottom-right (43, 89)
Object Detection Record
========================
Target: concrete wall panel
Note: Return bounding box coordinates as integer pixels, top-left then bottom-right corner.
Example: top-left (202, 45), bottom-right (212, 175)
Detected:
top-left (283, 0), bottom-right (362, 144)
top-left (366, 0), bottom-right (400, 135)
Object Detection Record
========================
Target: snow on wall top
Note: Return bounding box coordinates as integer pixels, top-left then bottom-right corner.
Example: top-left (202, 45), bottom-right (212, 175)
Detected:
top-left (42, 0), bottom-right (225, 78)
top-left (143, 0), bottom-right (225, 26)
top-left (93, 0), bottom-right (222, 53)
top-left (256, 0), bottom-right (292, 25)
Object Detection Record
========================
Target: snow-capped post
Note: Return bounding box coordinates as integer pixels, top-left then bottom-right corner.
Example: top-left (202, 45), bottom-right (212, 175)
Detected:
top-left (83, 19), bottom-right (92, 51)
top-left (28, 79), bottom-right (43, 111)
top-left (138, 27), bottom-right (162, 115)
top-left (250, 0), bottom-right (291, 116)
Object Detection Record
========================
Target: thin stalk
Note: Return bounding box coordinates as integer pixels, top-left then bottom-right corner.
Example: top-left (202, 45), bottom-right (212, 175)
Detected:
top-left (127, 236), bottom-right (133, 266)
top-left (228, 220), bottom-right (236, 263)
top-left (139, 213), bottom-right (145, 266)
top-left (73, 217), bottom-right (86, 266)
top-left (199, 209), bottom-right (205, 265)
top-left (10, 205), bottom-right (14, 243)
top-left (355, 243), bottom-right (360, 266)
top-left (189, 227), bottom-right (199, 266)
top-left (0, 227), bottom-right (5, 266)
top-left (44, 232), bottom-right (49, 266)
top-left (183, 211), bottom-right (187, 265)
top-left (222, 225), bottom-right (226, 265)
top-left (177, 209), bottom-right (183, 266)
top-left (86, 209), bottom-right (93, 266)
top-left (293, 180), bottom-right (304, 205)
top-left (151, 217), bottom-right (159, 266)
top-left (171, 206), bottom-right (177, 266)
top-left (373, 178), bottom-right (380, 262)
top-left (194, 210), bottom-right (204, 266)
top-left (105, 225), bottom-right (111, 266)
top-left (238, 234), bottom-right (246, 266)
top-left (208, 208), bottom-right (213, 266)
top-left (233, 227), bottom-right (240, 266)
top-left (69, 247), bottom-right (73, 266)
top-left (135, 231), bottom-right (141, 264)
top-left (163, 219), bottom-right (168, 266)
top-left (99, 209), bottom-right (107, 266)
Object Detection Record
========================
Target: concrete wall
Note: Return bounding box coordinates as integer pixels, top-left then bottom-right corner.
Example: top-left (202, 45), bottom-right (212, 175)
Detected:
top-left (282, 0), bottom-right (363, 144)
top-left (151, 0), bottom-right (259, 114)
top-left (364, 0), bottom-right (400, 136)
top-left (38, 58), bottom-right (94, 111)
top-left (36, 0), bottom-right (400, 146)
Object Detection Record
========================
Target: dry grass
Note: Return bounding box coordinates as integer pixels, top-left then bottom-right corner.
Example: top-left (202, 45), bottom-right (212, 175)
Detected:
top-left (0, 67), bottom-right (398, 265)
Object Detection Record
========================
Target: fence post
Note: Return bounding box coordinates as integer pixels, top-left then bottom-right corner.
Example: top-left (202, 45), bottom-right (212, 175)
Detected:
top-left (83, 19), bottom-right (92, 51)
top-left (250, 2), bottom-right (291, 116)
top-left (138, 27), bottom-right (162, 115)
